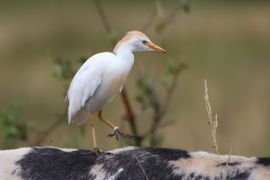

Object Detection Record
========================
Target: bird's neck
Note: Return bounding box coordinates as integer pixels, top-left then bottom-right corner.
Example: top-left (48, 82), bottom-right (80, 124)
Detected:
top-left (115, 48), bottom-right (135, 74)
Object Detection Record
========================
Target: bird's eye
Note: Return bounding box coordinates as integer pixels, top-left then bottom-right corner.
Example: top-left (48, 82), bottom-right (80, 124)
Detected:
top-left (142, 40), bottom-right (148, 44)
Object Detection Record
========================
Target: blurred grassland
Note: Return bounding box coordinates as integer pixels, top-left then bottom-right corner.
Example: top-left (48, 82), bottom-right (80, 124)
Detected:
top-left (0, 0), bottom-right (270, 155)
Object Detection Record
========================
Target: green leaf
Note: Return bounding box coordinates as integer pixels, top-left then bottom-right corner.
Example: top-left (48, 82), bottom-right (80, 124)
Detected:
top-left (180, 0), bottom-right (190, 12)
top-left (108, 29), bottom-right (118, 42)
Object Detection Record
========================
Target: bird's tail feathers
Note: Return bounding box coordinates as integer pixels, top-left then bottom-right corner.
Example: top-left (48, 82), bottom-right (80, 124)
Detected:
top-left (68, 108), bottom-right (89, 125)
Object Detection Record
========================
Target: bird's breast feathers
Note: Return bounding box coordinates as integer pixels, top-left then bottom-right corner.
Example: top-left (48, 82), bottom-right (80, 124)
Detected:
top-left (105, 73), bottom-right (127, 101)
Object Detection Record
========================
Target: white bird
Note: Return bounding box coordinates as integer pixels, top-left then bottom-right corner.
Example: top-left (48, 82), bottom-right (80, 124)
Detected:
top-left (67, 31), bottom-right (166, 150)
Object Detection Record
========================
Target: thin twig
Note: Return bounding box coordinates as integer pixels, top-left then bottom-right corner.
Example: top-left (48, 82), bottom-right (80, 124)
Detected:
top-left (155, 1), bottom-right (182, 33)
top-left (93, 0), bottom-right (113, 37)
top-left (162, 68), bottom-right (179, 114)
top-left (225, 149), bottom-right (233, 170)
top-left (155, 0), bottom-right (165, 20)
top-left (222, 148), bottom-right (233, 179)
top-left (140, 8), bottom-right (157, 32)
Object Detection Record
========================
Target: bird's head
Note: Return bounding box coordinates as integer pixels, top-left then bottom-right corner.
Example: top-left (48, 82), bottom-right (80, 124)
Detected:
top-left (113, 31), bottom-right (166, 54)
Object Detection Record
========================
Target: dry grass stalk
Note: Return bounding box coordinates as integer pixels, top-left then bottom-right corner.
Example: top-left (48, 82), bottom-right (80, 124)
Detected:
top-left (204, 79), bottom-right (219, 154)
top-left (132, 153), bottom-right (150, 180)
top-left (225, 149), bottom-right (233, 170)
top-left (204, 80), bottom-right (234, 180)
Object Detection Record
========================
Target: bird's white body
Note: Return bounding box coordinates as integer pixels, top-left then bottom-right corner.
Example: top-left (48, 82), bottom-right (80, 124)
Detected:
top-left (67, 52), bottom-right (134, 124)
top-left (67, 31), bottom-right (165, 125)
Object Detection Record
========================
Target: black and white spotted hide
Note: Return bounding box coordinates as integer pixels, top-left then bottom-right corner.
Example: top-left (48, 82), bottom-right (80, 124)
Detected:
top-left (0, 146), bottom-right (269, 180)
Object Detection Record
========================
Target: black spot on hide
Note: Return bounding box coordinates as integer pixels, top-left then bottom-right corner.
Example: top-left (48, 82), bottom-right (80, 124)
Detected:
top-left (257, 157), bottom-right (270, 166)
top-left (97, 147), bottom-right (191, 180)
top-left (143, 147), bottom-right (190, 160)
top-left (225, 168), bottom-right (252, 180)
top-left (218, 161), bottom-right (240, 167)
top-left (16, 147), bottom-right (97, 180)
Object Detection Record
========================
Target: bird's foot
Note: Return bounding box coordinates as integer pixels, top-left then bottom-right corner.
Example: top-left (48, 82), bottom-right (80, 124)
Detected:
top-left (107, 127), bottom-right (136, 141)
top-left (93, 147), bottom-right (103, 155)
top-left (93, 148), bottom-right (114, 156)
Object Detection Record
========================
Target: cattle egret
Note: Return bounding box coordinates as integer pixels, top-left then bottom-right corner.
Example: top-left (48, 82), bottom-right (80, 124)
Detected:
top-left (67, 31), bottom-right (166, 151)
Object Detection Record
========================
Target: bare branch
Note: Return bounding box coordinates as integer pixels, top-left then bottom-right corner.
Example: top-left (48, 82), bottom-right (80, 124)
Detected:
top-left (140, 8), bottom-right (157, 32)
top-left (156, 1), bottom-right (182, 33)
top-left (93, 0), bottom-right (113, 40)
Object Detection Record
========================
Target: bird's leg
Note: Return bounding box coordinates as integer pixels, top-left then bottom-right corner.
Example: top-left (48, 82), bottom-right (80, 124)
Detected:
top-left (97, 110), bottom-right (116, 129)
top-left (97, 110), bottom-right (134, 140)
top-left (89, 118), bottom-right (102, 154)
top-left (97, 110), bottom-right (120, 140)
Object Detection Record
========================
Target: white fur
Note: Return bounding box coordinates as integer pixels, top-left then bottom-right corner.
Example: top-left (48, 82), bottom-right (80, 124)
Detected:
top-left (108, 146), bottom-right (137, 154)
top-left (89, 164), bottom-right (106, 180)
top-left (0, 147), bottom-right (31, 180)
top-left (107, 168), bottom-right (124, 180)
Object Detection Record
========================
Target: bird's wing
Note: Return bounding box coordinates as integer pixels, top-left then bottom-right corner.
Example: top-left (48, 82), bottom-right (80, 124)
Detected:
top-left (67, 52), bottom-right (116, 123)
top-left (67, 65), bottom-right (102, 110)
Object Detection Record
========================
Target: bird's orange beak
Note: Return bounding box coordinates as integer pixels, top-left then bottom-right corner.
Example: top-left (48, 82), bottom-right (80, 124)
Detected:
top-left (144, 42), bottom-right (167, 54)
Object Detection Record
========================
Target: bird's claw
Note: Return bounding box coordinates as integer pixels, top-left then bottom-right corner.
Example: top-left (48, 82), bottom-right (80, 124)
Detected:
top-left (107, 127), bottom-right (136, 140)
top-left (93, 147), bottom-right (103, 155)
top-left (107, 127), bottom-right (122, 140)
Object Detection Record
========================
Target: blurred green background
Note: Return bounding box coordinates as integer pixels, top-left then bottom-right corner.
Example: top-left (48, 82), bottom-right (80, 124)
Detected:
top-left (0, 0), bottom-right (270, 156)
